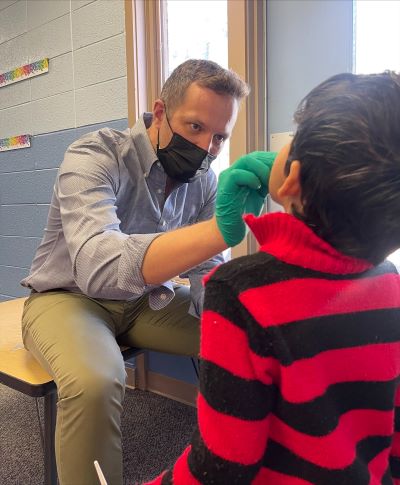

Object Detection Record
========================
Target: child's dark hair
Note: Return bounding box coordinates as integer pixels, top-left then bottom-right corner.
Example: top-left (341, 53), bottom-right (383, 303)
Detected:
top-left (287, 71), bottom-right (400, 264)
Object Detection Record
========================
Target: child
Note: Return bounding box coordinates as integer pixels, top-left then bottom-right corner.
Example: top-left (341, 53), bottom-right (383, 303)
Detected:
top-left (145, 71), bottom-right (400, 484)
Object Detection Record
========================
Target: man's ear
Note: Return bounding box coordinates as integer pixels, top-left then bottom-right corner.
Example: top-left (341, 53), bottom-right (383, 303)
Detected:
top-left (152, 99), bottom-right (166, 129)
top-left (277, 160), bottom-right (302, 199)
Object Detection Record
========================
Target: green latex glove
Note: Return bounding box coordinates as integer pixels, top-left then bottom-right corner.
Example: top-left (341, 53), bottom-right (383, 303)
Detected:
top-left (216, 151), bottom-right (277, 247)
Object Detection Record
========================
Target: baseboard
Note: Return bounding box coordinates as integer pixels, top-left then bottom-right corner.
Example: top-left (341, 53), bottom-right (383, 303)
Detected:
top-left (125, 365), bottom-right (137, 389)
top-left (125, 363), bottom-right (198, 407)
top-left (146, 371), bottom-right (198, 407)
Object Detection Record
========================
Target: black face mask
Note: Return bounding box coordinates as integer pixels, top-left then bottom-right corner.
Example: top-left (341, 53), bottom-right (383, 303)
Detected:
top-left (156, 114), bottom-right (216, 183)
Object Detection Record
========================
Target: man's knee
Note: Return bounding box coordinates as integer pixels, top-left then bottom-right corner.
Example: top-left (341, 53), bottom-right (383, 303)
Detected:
top-left (57, 363), bottom-right (126, 411)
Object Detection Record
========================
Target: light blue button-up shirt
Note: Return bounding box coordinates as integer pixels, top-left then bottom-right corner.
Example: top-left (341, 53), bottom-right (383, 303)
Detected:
top-left (21, 114), bottom-right (224, 317)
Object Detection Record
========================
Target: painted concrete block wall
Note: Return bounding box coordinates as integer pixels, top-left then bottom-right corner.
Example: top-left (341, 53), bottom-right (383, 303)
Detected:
top-left (267, 0), bottom-right (354, 137)
top-left (0, 0), bottom-right (127, 138)
top-left (0, 0), bottom-right (197, 386)
top-left (0, 0), bottom-right (128, 301)
top-left (0, 0), bottom-right (196, 386)
top-left (0, 118), bottom-right (127, 301)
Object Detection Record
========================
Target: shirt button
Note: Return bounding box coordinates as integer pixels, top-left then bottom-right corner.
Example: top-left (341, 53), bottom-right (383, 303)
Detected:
top-left (160, 293), bottom-right (167, 300)
top-left (157, 189), bottom-right (163, 194)
top-left (157, 162), bottom-right (161, 168)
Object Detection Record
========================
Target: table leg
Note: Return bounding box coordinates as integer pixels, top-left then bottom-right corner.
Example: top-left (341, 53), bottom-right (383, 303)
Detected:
top-left (44, 391), bottom-right (58, 485)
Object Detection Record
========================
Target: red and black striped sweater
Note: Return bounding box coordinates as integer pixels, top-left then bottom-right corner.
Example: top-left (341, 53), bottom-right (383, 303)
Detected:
top-left (146, 212), bottom-right (400, 484)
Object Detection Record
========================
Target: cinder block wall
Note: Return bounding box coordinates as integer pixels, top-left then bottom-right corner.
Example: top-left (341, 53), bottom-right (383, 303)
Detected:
top-left (0, 0), bottom-right (128, 301)
top-left (0, 0), bottom-right (200, 387)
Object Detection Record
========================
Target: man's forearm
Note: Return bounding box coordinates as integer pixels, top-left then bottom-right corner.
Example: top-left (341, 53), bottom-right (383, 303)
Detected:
top-left (142, 216), bottom-right (228, 285)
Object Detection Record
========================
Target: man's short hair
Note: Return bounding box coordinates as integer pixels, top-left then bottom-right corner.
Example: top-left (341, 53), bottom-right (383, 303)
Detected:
top-left (287, 71), bottom-right (400, 264)
top-left (160, 59), bottom-right (250, 113)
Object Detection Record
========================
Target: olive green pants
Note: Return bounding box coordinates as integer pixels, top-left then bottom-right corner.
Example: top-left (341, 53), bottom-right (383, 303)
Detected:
top-left (21, 288), bottom-right (199, 485)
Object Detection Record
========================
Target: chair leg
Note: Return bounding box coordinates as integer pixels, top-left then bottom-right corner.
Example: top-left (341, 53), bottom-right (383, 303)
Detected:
top-left (44, 391), bottom-right (58, 485)
top-left (135, 351), bottom-right (147, 390)
top-left (35, 397), bottom-right (45, 452)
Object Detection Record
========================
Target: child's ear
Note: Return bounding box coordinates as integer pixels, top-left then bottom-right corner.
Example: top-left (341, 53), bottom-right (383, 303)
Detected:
top-left (277, 160), bottom-right (302, 199)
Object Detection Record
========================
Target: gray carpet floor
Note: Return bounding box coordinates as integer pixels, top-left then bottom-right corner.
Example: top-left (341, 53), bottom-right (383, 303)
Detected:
top-left (0, 383), bottom-right (197, 484)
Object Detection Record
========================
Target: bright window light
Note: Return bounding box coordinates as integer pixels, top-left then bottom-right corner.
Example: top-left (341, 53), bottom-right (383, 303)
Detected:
top-left (354, 1), bottom-right (400, 267)
top-left (165, 0), bottom-right (229, 179)
top-left (165, 0), bottom-right (228, 75)
top-left (354, 0), bottom-right (400, 74)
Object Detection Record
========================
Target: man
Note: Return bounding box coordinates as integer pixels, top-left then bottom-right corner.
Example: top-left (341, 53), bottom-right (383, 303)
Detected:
top-left (21, 59), bottom-right (269, 485)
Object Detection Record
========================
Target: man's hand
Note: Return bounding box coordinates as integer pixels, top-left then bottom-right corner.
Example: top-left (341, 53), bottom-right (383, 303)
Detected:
top-left (215, 151), bottom-right (276, 247)
top-left (142, 151), bottom-right (276, 285)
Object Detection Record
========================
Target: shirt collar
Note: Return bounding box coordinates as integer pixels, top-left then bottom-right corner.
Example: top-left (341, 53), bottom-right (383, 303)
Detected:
top-left (244, 212), bottom-right (373, 275)
top-left (130, 113), bottom-right (158, 177)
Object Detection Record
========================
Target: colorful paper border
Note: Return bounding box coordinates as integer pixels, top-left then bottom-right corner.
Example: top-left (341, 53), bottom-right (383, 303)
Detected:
top-left (0, 135), bottom-right (31, 152)
top-left (0, 58), bottom-right (49, 88)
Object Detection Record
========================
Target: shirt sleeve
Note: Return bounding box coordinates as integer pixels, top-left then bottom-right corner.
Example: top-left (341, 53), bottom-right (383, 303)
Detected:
top-left (58, 139), bottom-right (161, 299)
top-left (390, 386), bottom-right (400, 483)
top-left (143, 277), bottom-right (275, 484)
top-left (180, 170), bottom-right (225, 318)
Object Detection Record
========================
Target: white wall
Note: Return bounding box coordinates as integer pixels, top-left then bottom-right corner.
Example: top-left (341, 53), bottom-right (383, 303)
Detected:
top-left (0, 0), bottom-right (127, 139)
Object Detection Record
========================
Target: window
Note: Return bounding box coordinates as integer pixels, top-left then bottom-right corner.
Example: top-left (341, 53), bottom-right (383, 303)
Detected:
top-left (354, 0), bottom-right (400, 74)
top-left (163, 0), bottom-right (229, 178)
top-left (164, 0), bottom-right (228, 75)
top-left (354, 1), bottom-right (400, 267)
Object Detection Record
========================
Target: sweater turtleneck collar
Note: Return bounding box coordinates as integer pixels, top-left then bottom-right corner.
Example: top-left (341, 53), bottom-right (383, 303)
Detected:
top-left (244, 212), bottom-right (373, 275)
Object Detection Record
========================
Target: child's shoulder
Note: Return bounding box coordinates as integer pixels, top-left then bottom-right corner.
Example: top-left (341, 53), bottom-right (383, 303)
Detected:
top-left (206, 251), bottom-right (282, 291)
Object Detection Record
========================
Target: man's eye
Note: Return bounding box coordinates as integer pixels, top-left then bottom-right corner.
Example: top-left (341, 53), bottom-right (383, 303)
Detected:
top-left (190, 123), bottom-right (201, 132)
